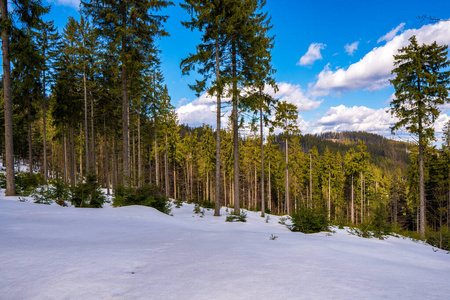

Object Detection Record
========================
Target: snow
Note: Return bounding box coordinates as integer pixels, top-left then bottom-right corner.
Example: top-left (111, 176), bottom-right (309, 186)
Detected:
top-left (1, 197), bottom-right (449, 299)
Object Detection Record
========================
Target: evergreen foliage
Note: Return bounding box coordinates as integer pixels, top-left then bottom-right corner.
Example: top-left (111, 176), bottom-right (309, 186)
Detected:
top-left (71, 173), bottom-right (105, 208)
top-left (289, 206), bottom-right (329, 233)
top-left (113, 184), bottom-right (171, 215)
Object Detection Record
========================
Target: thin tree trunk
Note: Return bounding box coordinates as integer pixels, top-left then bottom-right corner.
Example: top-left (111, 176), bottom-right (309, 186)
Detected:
top-left (104, 118), bottom-right (110, 195)
top-left (90, 93), bottom-right (95, 173)
top-left (232, 41), bottom-right (240, 213)
top-left (28, 95), bottom-right (33, 176)
top-left (260, 108), bottom-right (265, 217)
top-left (268, 159), bottom-right (271, 212)
top-left (214, 38), bottom-right (221, 216)
top-left (351, 174), bottom-right (354, 224)
top-left (361, 171), bottom-right (363, 223)
top-left (419, 140), bottom-right (425, 237)
top-left (70, 121), bottom-right (76, 188)
top-left (1, 0), bottom-right (15, 195)
top-left (138, 116), bottom-right (141, 187)
top-left (83, 63), bottom-right (89, 173)
top-left (121, 39), bottom-right (130, 183)
top-left (165, 130), bottom-right (169, 197)
top-left (310, 153), bottom-right (312, 208)
top-left (63, 130), bottom-right (68, 183)
top-left (42, 67), bottom-right (48, 183)
top-left (174, 161), bottom-right (177, 199)
top-left (286, 137), bottom-right (289, 215)
top-left (155, 119), bottom-right (159, 186)
top-left (328, 171), bottom-right (331, 220)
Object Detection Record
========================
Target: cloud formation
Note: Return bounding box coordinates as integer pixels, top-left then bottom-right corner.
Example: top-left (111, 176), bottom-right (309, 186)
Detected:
top-left (344, 41), bottom-right (359, 56)
top-left (297, 43), bottom-right (326, 66)
top-left (176, 82), bottom-right (322, 127)
top-left (310, 21), bottom-right (450, 97)
top-left (378, 23), bottom-right (405, 43)
top-left (311, 105), bottom-right (396, 134)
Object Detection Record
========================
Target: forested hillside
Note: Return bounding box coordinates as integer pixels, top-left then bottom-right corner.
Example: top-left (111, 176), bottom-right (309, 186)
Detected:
top-left (0, 0), bottom-right (449, 251)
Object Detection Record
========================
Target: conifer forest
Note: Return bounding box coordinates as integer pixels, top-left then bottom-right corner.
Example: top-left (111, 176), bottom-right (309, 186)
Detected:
top-left (2, 0), bottom-right (450, 251)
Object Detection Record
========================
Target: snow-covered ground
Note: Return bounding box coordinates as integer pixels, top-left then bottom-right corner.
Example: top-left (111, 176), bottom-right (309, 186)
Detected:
top-left (1, 197), bottom-right (449, 300)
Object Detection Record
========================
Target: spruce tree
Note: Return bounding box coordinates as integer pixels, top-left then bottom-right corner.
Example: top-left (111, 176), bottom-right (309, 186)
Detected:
top-left (82, 0), bottom-right (172, 182)
top-left (0, 0), bottom-right (48, 195)
top-left (390, 35), bottom-right (450, 237)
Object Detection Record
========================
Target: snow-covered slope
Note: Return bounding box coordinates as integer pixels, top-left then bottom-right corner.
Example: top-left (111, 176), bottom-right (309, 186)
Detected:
top-left (1, 197), bottom-right (449, 300)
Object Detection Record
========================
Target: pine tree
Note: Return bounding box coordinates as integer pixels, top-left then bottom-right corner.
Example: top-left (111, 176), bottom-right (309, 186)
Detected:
top-left (1, 0), bottom-right (48, 195)
top-left (273, 101), bottom-right (299, 215)
top-left (390, 35), bottom-right (450, 237)
top-left (82, 0), bottom-right (172, 182)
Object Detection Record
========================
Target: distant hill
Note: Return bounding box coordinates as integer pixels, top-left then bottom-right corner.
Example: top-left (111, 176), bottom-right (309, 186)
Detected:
top-left (272, 131), bottom-right (412, 171)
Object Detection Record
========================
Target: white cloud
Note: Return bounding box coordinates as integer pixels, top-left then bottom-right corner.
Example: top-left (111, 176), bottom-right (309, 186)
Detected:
top-left (297, 43), bottom-right (326, 66)
top-left (344, 41), bottom-right (359, 56)
top-left (378, 23), bottom-right (406, 43)
top-left (310, 21), bottom-right (450, 97)
top-left (264, 82), bottom-right (323, 112)
top-left (176, 82), bottom-right (322, 127)
top-left (48, 0), bottom-right (80, 8)
top-left (311, 105), bottom-right (397, 135)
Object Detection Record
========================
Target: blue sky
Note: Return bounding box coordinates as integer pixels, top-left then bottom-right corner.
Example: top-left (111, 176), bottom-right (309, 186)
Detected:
top-left (45, 0), bottom-right (450, 139)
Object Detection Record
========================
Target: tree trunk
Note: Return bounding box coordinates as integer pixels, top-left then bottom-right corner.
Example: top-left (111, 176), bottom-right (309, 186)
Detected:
top-left (28, 95), bottom-right (33, 176)
top-left (419, 140), bottom-right (425, 237)
top-left (361, 171), bottom-right (363, 223)
top-left (84, 65), bottom-right (89, 172)
top-left (121, 42), bottom-right (130, 182)
top-left (104, 118), bottom-right (110, 195)
top-left (42, 68), bottom-right (48, 183)
top-left (351, 174), bottom-right (354, 223)
top-left (70, 121), bottom-right (76, 188)
top-left (232, 41), bottom-right (240, 213)
top-left (328, 171), bottom-right (331, 220)
top-left (310, 153), bottom-right (312, 208)
top-left (138, 116), bottom-right (141, 187)
top-left (260, 108), bottom-right (265, 217)
top-left (155, 119), bottom-right (159, 186)
top-left (90, 93), bottom-right (95, 173)
top-left (268, 159), bottom-right (271, 212)
top-left (214, 37), bottom-right (221, 216)
top-left (165, 129), bottom-right (169, 197)
top-left (285, 137), bottom-right (289, 215)
top-left (1, 0), bottom-right (15, 195)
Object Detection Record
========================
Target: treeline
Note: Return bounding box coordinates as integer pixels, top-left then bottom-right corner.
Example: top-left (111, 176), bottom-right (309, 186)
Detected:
top-left (1, 1), bottom-right (449, 245)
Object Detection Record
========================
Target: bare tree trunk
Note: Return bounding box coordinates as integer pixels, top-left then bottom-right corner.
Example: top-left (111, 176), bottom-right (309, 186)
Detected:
top-left (174, 161), bottom-right (177, 199)
top-left (28, 95), bottom-right (33, 176)
top-left (214, 39), bottom-right (221, 215)
top-left (328, 171), bottom-right (331, 219)
top-left (104, 118), bottom-right (109, 195)
top-left (260, 108), bottom-right (265, 217)
top-left (310, 153), bottom-right (312, 208)
top-left (351, 174), bottom-right (354, 224)
top-left (232, 41), bottom-right (240, 213)
top-left (121, 42), bottom-right (130, 183)
top-left (419, 141), bottom-right (425, 237)
top-left (1, 0), bottom-right (15, 195)
top-left (361, 171), bottom-right (363, 223)
top-left (138, 116), bottom-right (141, 187)
top-left (83, 64), bottom-right (89, 173)
top-left (155, 120), bottom-right (159, 186)
top-left (42, 67), bottom-right (48, 183)
top-left (268, 159), bottom-right (271, 212)
top-left (285, 137), bottom-right (289, 215)
top-left (70, 122), bottom-right (76, 188)
top-left (90, 94), bottom-right (95, 173)
top-left (63, 131), bottom-right (68, 183)
top-left (165, 130), bottom-right (169, 197)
